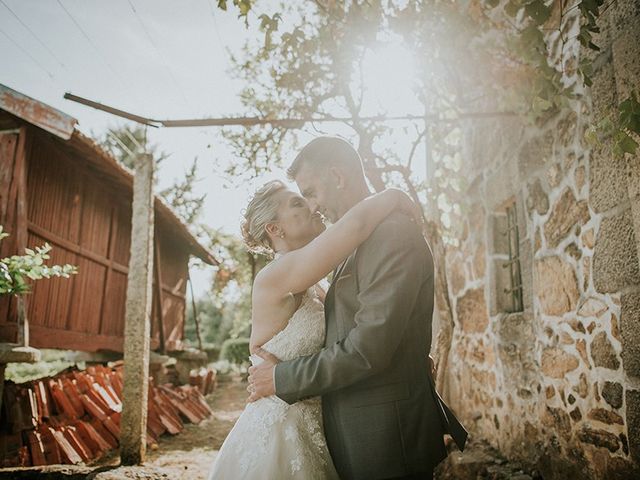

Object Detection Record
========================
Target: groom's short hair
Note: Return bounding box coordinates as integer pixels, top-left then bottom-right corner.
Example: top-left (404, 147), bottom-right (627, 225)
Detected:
top-left (287, 136), bottom-right (364, 180)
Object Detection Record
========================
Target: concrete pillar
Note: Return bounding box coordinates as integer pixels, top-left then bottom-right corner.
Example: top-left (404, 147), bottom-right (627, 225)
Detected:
top-left (120, 153), bottom-right (155, 465)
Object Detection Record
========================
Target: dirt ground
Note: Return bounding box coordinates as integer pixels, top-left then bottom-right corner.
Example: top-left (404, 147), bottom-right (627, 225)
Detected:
top-left (139, 375), bottom-right (248, 480)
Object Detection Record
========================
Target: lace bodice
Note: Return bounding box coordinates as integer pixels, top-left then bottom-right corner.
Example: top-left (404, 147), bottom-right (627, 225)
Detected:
top-left (208, 287), bottom-right (339, 479)
top-left (258, 289), bottom-right (326, 363)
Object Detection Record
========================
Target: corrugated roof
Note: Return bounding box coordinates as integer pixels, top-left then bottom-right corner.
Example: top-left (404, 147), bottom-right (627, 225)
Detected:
top-left (0, 83), bottom-right (218, 265)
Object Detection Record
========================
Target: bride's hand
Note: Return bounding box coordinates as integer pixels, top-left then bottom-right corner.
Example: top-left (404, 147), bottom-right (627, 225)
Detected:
top-left (384, 188), bottom-right (424, 228)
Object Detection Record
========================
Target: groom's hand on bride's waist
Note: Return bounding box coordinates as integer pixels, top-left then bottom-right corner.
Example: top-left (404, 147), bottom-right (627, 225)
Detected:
top-left (247, 347), bottom-right (279, 402)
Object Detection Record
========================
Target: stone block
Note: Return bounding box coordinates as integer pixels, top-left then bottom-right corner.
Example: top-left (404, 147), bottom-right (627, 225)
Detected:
top-left (581, 228), bottom-right (595, 249)
top-left (588, 143), bottom-right (628, 214)
top-left (495, 312), bottom-right (538, 392)
top-left (576, 338), bottom-right (590, 365)
top-left (593, 207), bottom-right (640, 292)
top-left (590, 331), bottom-right (620, 370)
top-left (541, 347), bottom-right (579, 379)
top-left (535, 256), bottom-right (580, 316)
top-left (602, 381), bottom-right (623, 409)
top-left (544, 187), bottom-right (590, 248)
top-left (456, 288), bottom-right (489, 333)
top-left (577, 297), bottom-right (608, 318)
top-left (525, 178), bottom-right (549, 217)
top-left (621, 291), bottom-right (640, 378)
top-left (578, 426), bottom-right (621, 452)
top-left (546, 162), bottom-right (562, 189)
top-left (627, 389), bottom-right (640, 462)
top-left (587, 408), bottom-right (624, 425)
top-left (518, 131), bottom-right (554, 178)
top-left (543, 406), bottom-right (572, 441)
top-left (0, 345), bottom-right (41, 363)
top-left (556, 111), bottom-right (578, 149)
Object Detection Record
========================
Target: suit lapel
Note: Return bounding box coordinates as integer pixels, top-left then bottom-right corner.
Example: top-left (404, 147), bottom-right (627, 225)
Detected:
top-left (324, 254), bottom-right (352, 343)
top-left (327, 254), bottom-right (350, 300)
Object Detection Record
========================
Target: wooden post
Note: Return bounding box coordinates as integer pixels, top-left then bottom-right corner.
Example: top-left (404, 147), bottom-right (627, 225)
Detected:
top-left (187, 269), bottom-right (203, 351)
top-left (6, 127), bottom-right (31, 346)
top-left (153, 235), bottom-right (166, 354)
top-left (120, 153), bottom-right (154, 465)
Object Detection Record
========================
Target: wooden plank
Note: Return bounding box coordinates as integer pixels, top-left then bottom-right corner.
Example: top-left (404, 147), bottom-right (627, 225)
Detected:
top-left (14, 126), bottom-right (30, 346)
top-left (27, 222), bottom-right (128, 274)
top-left (0, 131), bottom-right (18, 227)
top-left (98, 204), bottom-right (117, 336)
top-left (0, 131), bottom-right (19, 336)
top-left (153, 235), bottom-right (166, 354)
top-left (0, 85), bottom-right (76, 140)
top-left (25, 324), bottom-right (160, 353)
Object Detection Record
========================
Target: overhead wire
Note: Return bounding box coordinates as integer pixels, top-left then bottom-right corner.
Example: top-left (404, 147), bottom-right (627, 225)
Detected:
top-left (126, 0), bottom-right (191, 110)
top-left (0, 27), bottom-right (56, 80)
top-left (206, 0), bottom-right (232, 64)
top-left (55, 0), bottom-right (127, 90)
top-left (0, 0), bottom-right (67, 70)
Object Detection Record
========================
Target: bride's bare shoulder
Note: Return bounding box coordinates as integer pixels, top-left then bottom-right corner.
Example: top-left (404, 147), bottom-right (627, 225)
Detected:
top-left (253, 256), bottom-right (289, 292)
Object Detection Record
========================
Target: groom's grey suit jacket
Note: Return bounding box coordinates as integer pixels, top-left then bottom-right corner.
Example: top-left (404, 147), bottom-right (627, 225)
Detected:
top-left (275, 212), bottom-right (467, 480)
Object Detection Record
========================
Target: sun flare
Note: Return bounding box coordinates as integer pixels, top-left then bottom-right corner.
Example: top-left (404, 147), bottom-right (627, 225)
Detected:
top-left (360, 40), bottom-right (420, 116)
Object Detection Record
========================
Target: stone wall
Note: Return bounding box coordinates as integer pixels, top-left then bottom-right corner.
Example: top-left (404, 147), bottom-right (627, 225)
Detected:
top-left (438, 1), bottom-right (640, 478)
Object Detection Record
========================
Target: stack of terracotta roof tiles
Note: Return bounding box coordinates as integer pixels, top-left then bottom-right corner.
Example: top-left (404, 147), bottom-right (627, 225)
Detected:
top-left (189, 367), bottom-right (217, 396)
top-left (0, 362), bottom-right (215, 467)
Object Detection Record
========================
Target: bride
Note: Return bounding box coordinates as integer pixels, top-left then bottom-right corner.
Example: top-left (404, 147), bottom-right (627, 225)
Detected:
top-left (208, 179), bottom-right (419, 479)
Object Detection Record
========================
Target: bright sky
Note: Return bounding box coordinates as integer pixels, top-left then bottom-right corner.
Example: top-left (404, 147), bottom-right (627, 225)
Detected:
top-left (0, 0), bottom-right (428, 297)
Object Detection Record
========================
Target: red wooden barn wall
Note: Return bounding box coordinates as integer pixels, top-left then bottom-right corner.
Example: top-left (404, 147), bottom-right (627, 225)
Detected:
top-left (0, 126), bottom-right (191, 353)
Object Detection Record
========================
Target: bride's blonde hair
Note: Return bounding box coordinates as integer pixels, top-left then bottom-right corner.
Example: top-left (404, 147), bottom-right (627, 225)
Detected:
top-left (241, 180), bottom-right (288, 255)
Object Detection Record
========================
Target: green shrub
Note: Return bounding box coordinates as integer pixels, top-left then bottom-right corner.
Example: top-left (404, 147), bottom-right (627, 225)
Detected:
top-left (0, 226), bottom-right (77, 296)
top-left (219, 337), bottom-right (250, 365)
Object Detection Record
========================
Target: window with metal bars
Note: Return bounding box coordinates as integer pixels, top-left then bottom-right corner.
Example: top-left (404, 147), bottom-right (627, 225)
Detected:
top-left (502, 203), bottom-right (524, 313)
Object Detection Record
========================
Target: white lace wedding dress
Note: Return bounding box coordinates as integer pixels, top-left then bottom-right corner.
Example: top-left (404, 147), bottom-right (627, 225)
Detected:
top-left (207, 289), bottom-right (339, 479)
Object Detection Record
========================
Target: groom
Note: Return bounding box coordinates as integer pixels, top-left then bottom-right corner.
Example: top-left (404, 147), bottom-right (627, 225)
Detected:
top-left (248, 136), bottom-right (466, 479)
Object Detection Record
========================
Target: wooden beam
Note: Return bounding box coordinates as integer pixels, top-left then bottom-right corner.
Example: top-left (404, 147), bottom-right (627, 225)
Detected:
top-left (98, 204), bottom-right (117, 336)
top-left (27, 221), bottom-right (129, 274)
top-left (6, 324), bottom-right (160, 353)
top-left (14, 126), bottom-right (30, 346)
top-left (153, 235), bottom-right (166, 354)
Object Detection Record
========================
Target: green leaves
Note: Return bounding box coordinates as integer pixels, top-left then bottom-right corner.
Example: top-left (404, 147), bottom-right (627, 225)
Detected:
top-left (216, 0), bottom-right (253, 25)
top-left (619, 93), bottom-right (640, 134)
top-left (259, 13), bottom-right (281, 52)
top-left (578, 0), bottom-right (604, 51)
top-left (524, 0), bottom-right (551, 25)
top-left (615, 133), bottom-right (638, 155)
top-left (0, 226), bottom-right (77, 296)
top-left (505, 0), bottom-right (523, 17)
top-left (614, 92), bottom-right (640, 155)
top-left (585, 92), bottom-right (640, 157)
